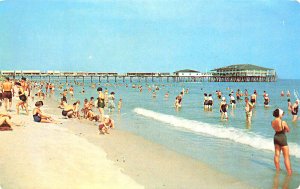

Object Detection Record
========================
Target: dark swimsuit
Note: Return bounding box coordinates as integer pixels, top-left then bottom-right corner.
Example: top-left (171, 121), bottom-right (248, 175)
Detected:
top-left (3, 91), bottom-right (13, 101)
top-left (264, 98), bottom-right (269, 105)
top-left (62, 110), bottom-right (72, 117)
top-left (33, 112), bottom-right (42, 122)
top-left (97, 97), bottom-right (105, 108)
top-left (18, 91), bottom-right (27, 102)
top-left (221, 104), bottom-right (227, 113)
top-left (274, 121), bottom-right (288, 146)
top-left (292, 106), bottom-right (298, 115)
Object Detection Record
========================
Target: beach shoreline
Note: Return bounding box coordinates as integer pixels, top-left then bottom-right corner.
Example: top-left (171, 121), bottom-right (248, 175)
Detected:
top-left (1, 96), bottom-right (254, 189)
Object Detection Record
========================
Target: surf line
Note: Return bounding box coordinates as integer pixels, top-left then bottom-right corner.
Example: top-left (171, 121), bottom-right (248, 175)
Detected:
top-left (133, 107), bottom-right (300, 158)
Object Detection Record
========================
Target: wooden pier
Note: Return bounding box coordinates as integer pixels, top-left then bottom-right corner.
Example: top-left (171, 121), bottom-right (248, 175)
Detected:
top-left (0, 64), bottom-right (277, 83)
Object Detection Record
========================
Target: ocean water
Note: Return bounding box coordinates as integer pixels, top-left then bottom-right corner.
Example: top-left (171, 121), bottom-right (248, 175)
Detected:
top-left (41, 77), bottom-right (300, 188)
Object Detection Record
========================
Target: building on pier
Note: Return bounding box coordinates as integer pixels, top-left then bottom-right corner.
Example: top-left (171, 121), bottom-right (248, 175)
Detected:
top-left (174, 69), bottom-right (201, 77)
top-left (210, 64), bottom-right (277, 82)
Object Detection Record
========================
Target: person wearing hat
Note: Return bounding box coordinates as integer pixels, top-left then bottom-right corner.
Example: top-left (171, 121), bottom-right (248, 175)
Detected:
top-left (219, 97), bottom-right (228, 120)
top-left (291, 100), bottom-right (299, 122)
top-left (99, 115), bottom-right (115, 134)
top-left (264, 94), bottom-right (270, 108)
top-left (272, 108), bottom-right (292, 175)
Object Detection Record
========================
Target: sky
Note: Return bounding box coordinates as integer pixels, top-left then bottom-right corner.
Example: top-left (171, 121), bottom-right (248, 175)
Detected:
top-left (0, 0), bottom-right (300, 79)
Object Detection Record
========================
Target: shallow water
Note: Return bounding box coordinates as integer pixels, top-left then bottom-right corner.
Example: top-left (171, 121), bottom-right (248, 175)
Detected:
top-left (42, 78), bottom-right (300, 188)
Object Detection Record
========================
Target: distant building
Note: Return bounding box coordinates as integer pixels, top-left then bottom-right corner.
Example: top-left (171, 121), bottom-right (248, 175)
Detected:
top-left (173, 69), bottom-right (202, 77)
top-left (210, 64), bottom-right (276, 82)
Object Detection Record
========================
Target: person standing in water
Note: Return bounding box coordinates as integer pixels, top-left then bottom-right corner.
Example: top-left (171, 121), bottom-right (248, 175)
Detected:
top-left (291, 100), bottom-right (299, 122)
top-left (287, 99), bottom-right (292, 112)
top-left (219, 97), bottom-right (228, 120)
top-left (207, 94), bottom-right (213, 111)
top-left (264, 94), bottom-right (270, 108)
top-left (229, 94), bottom-right (236, 109)
top-left (245, 97), bottom-right (254, 124)
top-left (250, 91), bottom-right (257, 107)
top-left (272, 108), bottom-right (292, 176)
top-left (97, 87), bottom-right (105, 121)
top-left (203, 93), bottom-right (208, 110)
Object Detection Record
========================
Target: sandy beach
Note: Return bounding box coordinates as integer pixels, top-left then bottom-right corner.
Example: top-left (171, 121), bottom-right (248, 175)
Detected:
top-left (0, 97), bottom-right (254, 189)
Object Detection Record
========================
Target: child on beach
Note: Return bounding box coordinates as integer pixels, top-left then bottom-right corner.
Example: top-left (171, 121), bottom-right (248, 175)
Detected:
top-left (99, 115), bottom-right (114, 134)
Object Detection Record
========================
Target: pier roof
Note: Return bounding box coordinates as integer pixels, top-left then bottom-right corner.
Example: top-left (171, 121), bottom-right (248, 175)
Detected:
top-left (211, 64), bottom-right (274, 72)
top-left (174, 69), bottom-right (200, 73)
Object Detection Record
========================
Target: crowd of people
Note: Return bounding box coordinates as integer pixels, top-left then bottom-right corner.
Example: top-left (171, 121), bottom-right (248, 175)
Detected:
top-left (0, 76), bottom-right (298, 175)
top-left (0, 76), bottom-right (116, 135)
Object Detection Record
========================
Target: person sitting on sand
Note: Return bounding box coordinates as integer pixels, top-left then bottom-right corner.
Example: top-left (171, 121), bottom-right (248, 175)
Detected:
top-left (62, 102), bottom-right (74, 118)
top-left (82, 98), bottom-right (89, 118)
top-left (0, 102), bottom-right (13, 131)
top-left (86, 109), bottom-right (100, 122)
top-left (73, 101), bottom-right (81, 119)
top-left (32, 101), bottom-right (56, 123)
top-left (99, 115), bottom-right (115, 134)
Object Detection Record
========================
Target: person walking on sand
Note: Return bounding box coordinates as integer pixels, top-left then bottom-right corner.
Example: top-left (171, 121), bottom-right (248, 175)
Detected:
top-left (245, 97), bottom-right (254, 124)
top-left (219, 97), bottom-right (228, 120)
top-left (291, 100), bottom-right (299, 122)
top-left (15, 82), bottom-right (29, 115)
top-left (2, 77), bottom-right (13, 111)
top-left (272, 108), bottom-right (292, 175)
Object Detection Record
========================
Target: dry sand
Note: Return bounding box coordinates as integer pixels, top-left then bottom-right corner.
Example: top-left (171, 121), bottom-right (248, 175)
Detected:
top-left (0, 97), bottom-right (254, 189)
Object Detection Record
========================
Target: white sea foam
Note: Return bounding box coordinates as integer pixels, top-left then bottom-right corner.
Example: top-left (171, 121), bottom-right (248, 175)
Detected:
top-left (134, 108), bottom-right (300, 158)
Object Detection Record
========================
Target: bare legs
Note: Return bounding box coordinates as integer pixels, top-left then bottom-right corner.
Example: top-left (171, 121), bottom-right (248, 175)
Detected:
top-left (16, 101), bottom-right (29, 115)
top-left (274, 145), bottom-right (292, 175)
top-left (4, 98), bottom-right (12, 111)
